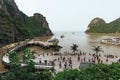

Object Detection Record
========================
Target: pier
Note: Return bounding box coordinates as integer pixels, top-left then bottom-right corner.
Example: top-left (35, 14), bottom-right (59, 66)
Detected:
top-left (2, 40), bottom-right (55, 71)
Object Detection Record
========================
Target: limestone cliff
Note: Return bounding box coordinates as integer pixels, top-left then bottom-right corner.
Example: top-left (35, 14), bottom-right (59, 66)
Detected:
top-left (0, 0), bottom-right (53, 46)
top-left (87, 17), bottom-right (105, 31)
top-left (85, 17), bottom-right (120, 33)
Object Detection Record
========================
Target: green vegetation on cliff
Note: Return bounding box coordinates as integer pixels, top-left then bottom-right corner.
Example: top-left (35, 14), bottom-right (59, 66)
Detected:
top-left (0, 0), bottom-right (53, 46)
top-left (85, 17), bottom-right (120, 33)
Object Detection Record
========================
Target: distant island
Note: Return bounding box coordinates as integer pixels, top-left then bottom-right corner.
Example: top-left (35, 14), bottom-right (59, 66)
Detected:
top-left (85, 17), bottom-right (120, 33)
top-left (0, 0), bottom-right (53, 47)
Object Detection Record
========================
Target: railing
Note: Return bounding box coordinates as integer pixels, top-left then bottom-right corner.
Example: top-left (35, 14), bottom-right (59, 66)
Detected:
top-left (2, 40), bottom-right (54, 70)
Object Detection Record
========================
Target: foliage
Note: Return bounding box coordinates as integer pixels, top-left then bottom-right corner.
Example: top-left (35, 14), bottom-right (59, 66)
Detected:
top-left (54, 63), bottom-right (120, 80)
top-left (0, 49), bottom-right (53, 80)
top-left (86, 18), bottom-right (120, 33)
top-left (22, 49), bottom-right (33, 64)
top-left (9, 52), bottom-right (20, 70)
top-left (92, 45), bottom-right (103, 55)
top-left (54, 69), bottom-right (80, 80)
top-left (71, 44), bottom-right (78, 54)
top-left (35, 71), bottom-right (53, 80)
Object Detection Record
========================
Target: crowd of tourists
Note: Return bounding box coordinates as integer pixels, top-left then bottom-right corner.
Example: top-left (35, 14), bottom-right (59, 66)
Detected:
top-left (33, 51), bottom-right (119, 71)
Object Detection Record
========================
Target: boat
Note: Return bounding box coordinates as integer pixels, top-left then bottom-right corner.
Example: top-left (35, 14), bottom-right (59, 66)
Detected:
top-left (100, 37), bottom-right (120, 45)
top-left (60, 34), bottom-right (64, 38)
top-left (48, 38), bottom-right (59, 45)
top-left (72, 32), bottom-right (75, 34)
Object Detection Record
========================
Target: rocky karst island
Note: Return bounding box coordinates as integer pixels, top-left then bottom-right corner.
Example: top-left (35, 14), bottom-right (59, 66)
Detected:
top-left (85, 17), bottom-right (120, 33)
top-left (86, 17), bottom-right (120, 46)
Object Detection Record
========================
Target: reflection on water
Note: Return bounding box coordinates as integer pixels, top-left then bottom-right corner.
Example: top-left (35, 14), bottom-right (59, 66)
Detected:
top-left (30, 32), bottom-right (120, 56)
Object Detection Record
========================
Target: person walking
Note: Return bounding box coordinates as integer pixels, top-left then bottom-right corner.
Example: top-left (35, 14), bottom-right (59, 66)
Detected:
top-left (59, 62), bottom-right (62, 68)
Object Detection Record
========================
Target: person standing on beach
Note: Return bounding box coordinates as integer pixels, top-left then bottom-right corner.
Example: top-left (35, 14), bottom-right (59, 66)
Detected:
top-left (78, 55), bottom-right (80, 61)
top-left (64, 61), bottom-right (67, 69)
top-left (59, 62), bottom-right (62, 68)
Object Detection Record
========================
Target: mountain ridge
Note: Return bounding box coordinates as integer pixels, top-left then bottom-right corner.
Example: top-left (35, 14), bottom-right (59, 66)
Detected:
top-left (0, 0), bottom-right (53, 47)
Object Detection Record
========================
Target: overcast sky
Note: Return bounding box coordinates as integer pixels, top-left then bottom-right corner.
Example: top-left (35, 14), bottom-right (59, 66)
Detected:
top-left (14, 0), bottom-right (120, 32)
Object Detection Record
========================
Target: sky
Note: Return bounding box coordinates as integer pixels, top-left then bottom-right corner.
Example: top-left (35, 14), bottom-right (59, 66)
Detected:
top-left (14, 0), bottom-right (120, 32)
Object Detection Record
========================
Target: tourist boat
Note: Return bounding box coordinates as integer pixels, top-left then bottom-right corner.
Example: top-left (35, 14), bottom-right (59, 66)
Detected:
top-left (100, 37), bottom-right (120, 45)
top-left (48, 38), bottom-right (59, 43)
top-left (48, 38), bottom-right (59, 45)
top-left (100, 38), bottom-right (113, 44)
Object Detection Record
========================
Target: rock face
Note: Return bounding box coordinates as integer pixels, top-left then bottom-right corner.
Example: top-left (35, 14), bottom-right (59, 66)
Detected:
top-left (85, 17), bottom-right (120, 33)
top-left (87, 17), bottom-right (105, 30)
top-left (0, 0), bottom-right (53, 46)
top-left (33, 13), bottom-right (53, 35)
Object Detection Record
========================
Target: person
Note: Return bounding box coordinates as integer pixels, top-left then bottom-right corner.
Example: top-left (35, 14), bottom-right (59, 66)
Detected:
top-left (89, 53), bottom-right (91, 55)
top-left (43, 54), bottom-right (44, 57)
top-left (47, 53), bottom-right (49, 56)
top-left (78, 55), bottom-right (80, 61)
top-left (81, 58), bottom-right (83, 62)
top-left (118, 59), bottom-right (120, 63)
top-left (88, 59), bottom-right (90, 62)
top-left (59, 62), bottom-right (62, 68)
top-left (69, 58), bottom-right (72, 65)
top-left (45, 60), bottom-right (47, 65)
top-left (64, 62), bottom-right (67, 69)
top-left (58, 57), bottom-right (60, 62)
top-left (101, 60), bottom-right (103, 64)
top-left (92, 58), bottom-right (95, 63)
top-left (51, 61), bottom-right (55, 66)
top-left (106, 58), bottom-right (108, 62)
top-left (63, 57), bottom-right (65, 62)
top-left (98, 59), bottom-right (100, 64)
top-left (60, 56), bottom-right (62, 60)
top-left (69, 63), bottom-right (72, 69)
top-left (39, 60), bottom-right (41, 65)
top-left (84, 57), bottom-right (86, 62)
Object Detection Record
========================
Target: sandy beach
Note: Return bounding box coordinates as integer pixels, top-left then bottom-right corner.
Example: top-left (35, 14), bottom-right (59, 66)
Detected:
top-left (33, 52), bottom-right (119, 72)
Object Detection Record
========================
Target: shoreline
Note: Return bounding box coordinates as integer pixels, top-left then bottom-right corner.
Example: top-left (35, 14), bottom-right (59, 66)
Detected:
top-left (85, 32), bottom-right (120, 36)
top-left (0, 34), bottom-right (120, 73)
top-left (1, 50), bottom-right (119, 73)
top-left (32, 51), bottom-right (119, 73)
